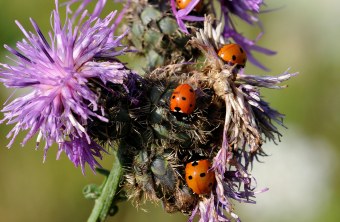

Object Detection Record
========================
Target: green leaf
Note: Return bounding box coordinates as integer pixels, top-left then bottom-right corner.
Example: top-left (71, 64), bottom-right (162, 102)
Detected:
top-left (96, 168), bottom-right (110, 177)
top-left (83, 184), bottom-right (101, 200)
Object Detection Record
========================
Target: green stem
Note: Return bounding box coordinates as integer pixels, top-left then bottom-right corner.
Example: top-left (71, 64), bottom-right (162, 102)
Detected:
top-left (87, 150), bottom-right (123, 222)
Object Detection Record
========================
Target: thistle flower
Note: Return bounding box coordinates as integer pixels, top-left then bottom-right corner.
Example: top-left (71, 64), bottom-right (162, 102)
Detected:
top-left (124, 0), bottom-right (202, 70)
top-left (0, 0), bottom-right (297, 221)
top-left (119, 16), bottom-right (296, 221)
top-left (0, 0), bottom-right (133, 173)
top-left (182, 18), bottom-right (297, 221)
top-left (216, 0), bottom-right (276, 70)
top-left (169, 0), bottom-right (275, 70)
top-left (220, 0), bottom-right (262, 25)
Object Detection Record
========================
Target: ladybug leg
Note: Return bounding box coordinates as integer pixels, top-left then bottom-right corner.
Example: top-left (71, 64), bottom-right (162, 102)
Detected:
top-left (230, 63), bottom-right (240, 76)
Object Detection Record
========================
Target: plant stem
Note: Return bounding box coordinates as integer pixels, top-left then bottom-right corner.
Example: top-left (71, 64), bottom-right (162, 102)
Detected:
top-left (87, 149), bottom-right (123, 222)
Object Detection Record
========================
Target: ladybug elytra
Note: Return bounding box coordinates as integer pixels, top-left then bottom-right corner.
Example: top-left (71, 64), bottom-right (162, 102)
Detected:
top-left (185, 159), bottom-right (215, 195)
top-left (176, 0), bottom-right (203, 11)
top-left (170, 84), bottom-right (196, 115)
top-left (218, 43), bottom-right (247, 68)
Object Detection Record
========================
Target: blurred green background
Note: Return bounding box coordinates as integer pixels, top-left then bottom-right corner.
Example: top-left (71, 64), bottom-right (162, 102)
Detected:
top-left (0, 0), bottom-right (339, 221)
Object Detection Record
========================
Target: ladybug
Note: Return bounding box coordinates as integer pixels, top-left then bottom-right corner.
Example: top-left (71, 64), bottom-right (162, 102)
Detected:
top-left (217, 43), bottom-right (247, 68)
top-left (176, 0), bottom-right (203, 11)
top-left (185, 159), bottom-right (215, 195)
top-left (170, 84), bottom-right (196, 115)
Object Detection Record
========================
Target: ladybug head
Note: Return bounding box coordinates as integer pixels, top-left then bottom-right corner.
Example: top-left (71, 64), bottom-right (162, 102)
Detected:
top-left (186, 153), bottom-right (208, 164)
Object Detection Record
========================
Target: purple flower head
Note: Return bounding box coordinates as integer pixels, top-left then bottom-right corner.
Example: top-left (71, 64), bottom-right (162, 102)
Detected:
top-left (170, 0), bottom-right (276, 69)
top-left (215, 0), bottom-right (276, 70)
top-left (0, 0), bottom-right (131, 173)
top-left (221, 0), bottom-right (262, 24)
top-left (57, 135), bottom-right (106, 172)
top-left (170, 0), bottom-right (205, 34)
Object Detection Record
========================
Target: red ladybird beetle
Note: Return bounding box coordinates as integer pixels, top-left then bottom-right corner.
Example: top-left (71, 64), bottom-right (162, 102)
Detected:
top-left (218, 43), bottom-right (247, 68)
top-left (170, 84), bottom-right (196, 115)
top-left (176, 0), bottom-right (203, 11)
top-left (185, 159), bottom-right (215, 195)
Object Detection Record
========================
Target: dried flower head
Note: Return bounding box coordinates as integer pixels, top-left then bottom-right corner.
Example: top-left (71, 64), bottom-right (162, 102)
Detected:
top-left (0, 0), bottom-right (133, 173)
top-left (113, 15), bottom-right (296, 220)
top-left (182, 18), bottom-right (297, 221)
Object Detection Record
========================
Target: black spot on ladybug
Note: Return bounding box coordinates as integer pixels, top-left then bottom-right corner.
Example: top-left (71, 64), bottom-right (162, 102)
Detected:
top-left (240, 47), bottom-right (244, 53)
top-left (172, 96), bottom-right (176, 99)
top-left (182, 97), bottom-right (186, 100)
top-left (232, 55), bottom-right (236, 61)
top-left (209, 182), bottom-right (213, 187)
top-left (189, 89), bottom-right (194, 93)
top-left (174, 107), bottom-right (182, 112)
top-left (188, 175), bottom-right (193, 180)
top-left (189, 104), bottom-right (193, 107)
top-left (192, 161), bottom-right (198, 166)
top-left (200, 173), bottom-right (206, 177)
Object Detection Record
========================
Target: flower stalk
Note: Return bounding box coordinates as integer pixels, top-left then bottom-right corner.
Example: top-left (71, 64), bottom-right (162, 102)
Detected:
top-left (87, 146), bottom-right (123, 222)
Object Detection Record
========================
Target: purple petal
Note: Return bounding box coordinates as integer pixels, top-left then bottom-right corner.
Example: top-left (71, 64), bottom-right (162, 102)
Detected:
top-left (0, 0), bottom-right (132, 173)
